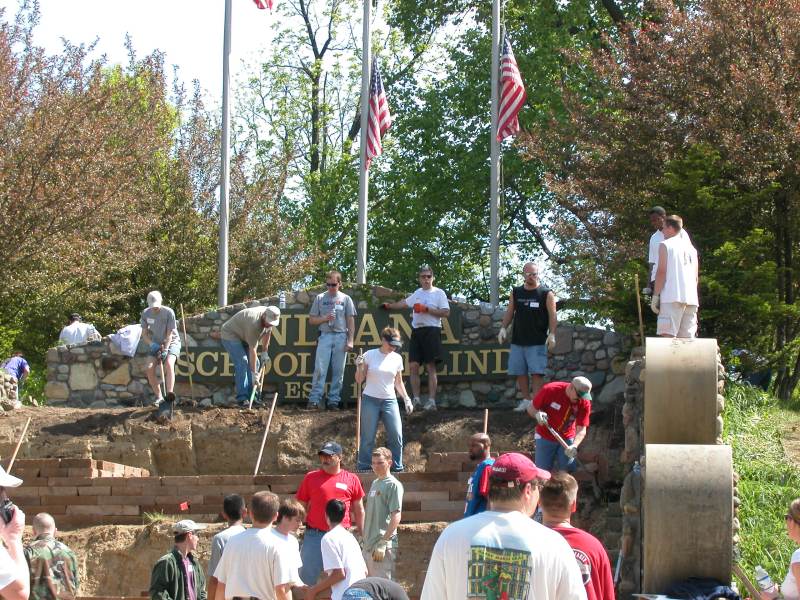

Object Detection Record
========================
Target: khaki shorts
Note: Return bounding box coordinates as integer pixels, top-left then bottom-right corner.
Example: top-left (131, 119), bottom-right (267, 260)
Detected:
top-left (657, 302), bottom-right (698, 338)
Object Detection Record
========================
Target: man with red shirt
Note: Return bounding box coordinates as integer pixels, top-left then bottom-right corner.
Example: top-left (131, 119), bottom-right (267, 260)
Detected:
top-left (296, 441), bottom-right (366, 586)
top-left (527, 376), bottom-right (592, 472)
top-left (540, 472), bottom-right (615, 600)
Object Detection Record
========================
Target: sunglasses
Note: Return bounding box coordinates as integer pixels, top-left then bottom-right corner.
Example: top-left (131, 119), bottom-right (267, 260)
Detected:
top-left (326, 282), bottom-right (339, 287)
top-left (523, 272), bottom-right (539, 277)
top-left (419, 274), bottom-right (433, 279)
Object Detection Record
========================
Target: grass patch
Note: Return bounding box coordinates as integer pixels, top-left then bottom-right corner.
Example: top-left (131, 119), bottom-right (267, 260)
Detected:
top-left (724, 382), bottom-right (800, 581)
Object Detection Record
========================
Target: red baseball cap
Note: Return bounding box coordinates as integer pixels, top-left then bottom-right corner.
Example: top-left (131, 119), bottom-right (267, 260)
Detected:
top-left (489, 452), bottom-right (551, 485)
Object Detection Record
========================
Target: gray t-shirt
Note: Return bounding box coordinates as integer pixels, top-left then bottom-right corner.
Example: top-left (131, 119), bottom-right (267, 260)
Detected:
top-left (221, 307), bottom-right (268, 347)
top-left (348, 577), bottom-right (409, 600)
top-left (140, 306), bottom-right (177, 345)
top-left (310, 291), bottom-right (357, 334)
top-left (208, 524), bottom-right (246, 577)
top-left (363, 474), bottom-right (403, 551)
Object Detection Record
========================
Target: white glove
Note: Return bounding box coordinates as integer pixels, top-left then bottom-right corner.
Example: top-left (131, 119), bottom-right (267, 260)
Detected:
top-left (355, 354), bottom-right (365, 366)
top-left (546, 333), bottom-right (556, 351)
top-left (565, 445), bottom-right (578, 460)
top-left (372, 539), bottom-right (387, 562)
top-left (403, 397), bottom-right (414, 414)
top-left (259, 351), bottom-right (271, 365)
top-left (497, 327), bottom-right (508, 344)
top-left (534, 411), bottom-right (548, 425)
top-left (250, 370), bottom-right (259, 383)
top-left (650, 293), bottom-right (660, 315)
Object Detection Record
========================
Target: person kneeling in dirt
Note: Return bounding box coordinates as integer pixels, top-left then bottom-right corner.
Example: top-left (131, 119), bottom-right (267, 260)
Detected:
top-left (141, 291), bottom-right (181, 408)
top-left (149, 519), bottom-right (207, 600)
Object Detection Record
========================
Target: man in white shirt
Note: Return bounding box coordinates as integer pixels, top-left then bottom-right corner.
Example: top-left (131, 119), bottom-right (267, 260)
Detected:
top-left (269, 499), bottom-right (306, 588)
top-left (647, 206), bottom-right (667, 291)
top-left (651, 215), bottom-right (700, 338)
top-left (381, 265), bottom-right (450, 411)
top-left (207, 494), bottom-right (247, 600)
top-left (420, 452), bottom-right (587, 600)
top-left (307, 500), bottom-right (368, 600)
top-left (59, 313), bottom-right (100, 346)
top-left (0, 466), bottom-right (29, 600)
top-left (214, 491), bottom-right (303, 600)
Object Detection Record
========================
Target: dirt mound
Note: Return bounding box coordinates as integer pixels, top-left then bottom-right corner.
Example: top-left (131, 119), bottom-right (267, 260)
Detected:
top-left (0, 405), bottom-right (538, 475)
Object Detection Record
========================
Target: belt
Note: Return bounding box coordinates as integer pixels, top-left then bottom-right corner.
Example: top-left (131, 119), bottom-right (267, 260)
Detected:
top-left (305, 526), bottom-right (327, 533)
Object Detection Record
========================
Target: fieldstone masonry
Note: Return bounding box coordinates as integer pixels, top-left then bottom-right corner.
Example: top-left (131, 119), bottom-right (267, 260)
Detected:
top-left (45, 284), bottom-right (631, 408)
top-left (0, 371), bottom-right (20, 411)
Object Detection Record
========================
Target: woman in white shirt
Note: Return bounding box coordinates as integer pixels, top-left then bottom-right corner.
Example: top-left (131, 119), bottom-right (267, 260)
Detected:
top-left (354, 327), bottom-right (413, 472)
top-left (774, 499), bottom-right (800, 599)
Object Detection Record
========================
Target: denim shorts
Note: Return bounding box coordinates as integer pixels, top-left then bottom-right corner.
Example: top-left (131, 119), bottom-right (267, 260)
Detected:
top-left (342, 590), bottom-right (373, 599)
top-left (508, 344), bottom-right (547, 375)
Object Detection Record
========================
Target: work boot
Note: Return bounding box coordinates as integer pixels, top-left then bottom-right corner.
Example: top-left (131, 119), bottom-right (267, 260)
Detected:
top-left (423, 398), bottom-right (437, 411)
top-left (513, 399), bottom-right (532, 413)
top-left (305, 402), bottom-right (320, 410)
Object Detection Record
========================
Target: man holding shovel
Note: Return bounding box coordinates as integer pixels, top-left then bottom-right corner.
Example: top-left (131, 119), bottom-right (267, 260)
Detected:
top-left (141, 291), bottom-right (181, 408)
top-left (527, 376), bottom-right (592, 473)
top-left (220, 305), bottom-right (281, 407)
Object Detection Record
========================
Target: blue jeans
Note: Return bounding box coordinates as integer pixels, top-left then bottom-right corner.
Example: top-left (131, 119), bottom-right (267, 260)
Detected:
top-left (300, 527), bottom-right (325, 585)
top-left (221, 339), bottom-right (253, 402)
top-left (342, 590), bottom-right (373, 599)
top-left (358, 394), bottom-right (404, 471)
top-left (308, 332), bottom-right (348, 407)
top-left (534, 436), bottom-right (576, 472)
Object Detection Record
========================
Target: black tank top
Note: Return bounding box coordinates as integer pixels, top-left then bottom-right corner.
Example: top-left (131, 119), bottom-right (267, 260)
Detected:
top-left (511, 285), bottom-right (551, 345)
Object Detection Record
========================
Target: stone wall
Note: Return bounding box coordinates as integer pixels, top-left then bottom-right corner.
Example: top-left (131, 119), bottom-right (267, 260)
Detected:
top-left (45, 284), bottom-right (631, 408)
top-left (0, 371), bottom-right (20, 411)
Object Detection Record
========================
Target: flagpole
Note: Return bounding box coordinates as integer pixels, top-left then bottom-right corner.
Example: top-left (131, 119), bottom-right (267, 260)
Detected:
top-left (356, 0), bottom-right (371, 285)
top-left (489, 0), bottom-right (501, 306)
top-left (218, 0), bottom-right (232, 308)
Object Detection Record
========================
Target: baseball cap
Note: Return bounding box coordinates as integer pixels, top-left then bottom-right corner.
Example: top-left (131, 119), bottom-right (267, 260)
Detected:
top-left (490, 452), bottom-right (550, 486)
top-left (262, 306), bottom-right (281, 327)
top-left (173, 519), bottom-right (207, 534)
top-left (571, 376), bottom-right (592, 400)
top-left (147, 291), bottom-right (163, 309)
top-left (318, 441), bottom-right (343, 456)
top-left (0, 466), bottom-right (23, 488)
top-left (649, 206), bottom-right (666, 216)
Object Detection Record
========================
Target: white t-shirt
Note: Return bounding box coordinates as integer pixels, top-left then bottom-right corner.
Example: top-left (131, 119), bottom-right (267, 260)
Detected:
top-left (363, 348), bottom-right (404, 399)
top-left (213, 527), bottom-right (295, 600)
top-left (404, 287), bottom-right (449, 328)
top-left (420, 510), bottom-right (587, 600)
top-left (268, 529), bottom-right (302, 587)
top-left (783, 548), bottom-right (800, 600)
top-left (208, 524), bottom-right (246, 578)
top-left (648, 229), bottom-right (664, 281)
top-left (0, 545), bottom-right (18, 590)
top-left (320, 525), bottom-right (368, 600)
top-left (659, 235), bottom-right (699, 305)
top-left (59, 321), bottom-right (98, 345)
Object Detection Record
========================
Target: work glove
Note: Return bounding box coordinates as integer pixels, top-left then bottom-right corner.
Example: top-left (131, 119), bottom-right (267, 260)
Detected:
top-left (355, 354), bottom-right (365, 367)
top-left (250, 370), bottom-right (259, 383)
top-left (372, 540), bottom-right (388, 562)
top-left (546, 333), bottom-right (556, 352)
top-left (534, 411), bottom-right (548, 425)
top-left (497, 327), bottom-right (508, 344)
top-left (380, 303), bottom-right (391, 310)
top-left (650, 293), bottom-right (660, 315)
top-left (149, 342), bottom-right (161, 357)
top-left (403, 396), bottom-right (414, 415)
top-left (565, 445), bottom-right (579, 460)
top-left (259, 351), bottom-right (271, 366)
top-left (642, 287), bottom-right (653, 296)
top-left (413, 302), bottom-right (428, 313)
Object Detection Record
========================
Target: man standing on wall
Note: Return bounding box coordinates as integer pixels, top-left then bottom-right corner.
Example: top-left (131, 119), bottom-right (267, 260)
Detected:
top-left (307, 271), bottom-right (357, 410)
top-left (498, 263), bottom-right (558, 412)
top-left (219, 305), bottom-right (281, 406)
top-left (646, 206), bottom-right (667, 292)
top-left (381, 265), bottom-right (450, 411)
top-left (463, 433), bottom-right (494, 518)
top-left (296, 441), bottom-right (365, 586)
top-left (140, 291), bottom-right (181, 408)
top-left (362, 447), bottom-right (404, 580)
top-left (651, 215), bottom-right (700, 339)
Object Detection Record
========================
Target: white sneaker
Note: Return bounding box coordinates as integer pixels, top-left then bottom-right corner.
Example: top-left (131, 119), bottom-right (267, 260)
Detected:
top-left (513, 399), bottom-right (531, 412)
top-left (423, 399), bottom-right (437, 411)
top-left (412, 397), bottom-right (422, 408)
top-left (153, 397), bottom-right (163, 408)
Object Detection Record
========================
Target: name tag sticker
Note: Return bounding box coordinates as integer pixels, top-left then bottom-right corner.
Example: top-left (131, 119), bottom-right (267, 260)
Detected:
top-left (550, 402), bottom-right (561, 410)
top-left (369, 489), bottom-right (377, 497)
top-left (335, 482), bottom-right (348, 491)
top-left (147, 318), bottom-right (155, 324)
top-left (531, 302), bottom-right (540, 308)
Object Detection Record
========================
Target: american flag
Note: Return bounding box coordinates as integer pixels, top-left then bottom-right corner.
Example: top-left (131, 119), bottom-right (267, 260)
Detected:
top-left (253, 0), bottom-right (273, 10)
top-left (365, 58), bottom-right (392, 170)
top-left (496, 36), bottom-right (527, 141)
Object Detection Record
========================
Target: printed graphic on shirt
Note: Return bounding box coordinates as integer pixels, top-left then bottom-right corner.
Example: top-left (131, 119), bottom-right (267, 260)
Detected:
top-left (467, 544), bottom-right (532, 600)
top-left (516, 298), bottom-right (540, 309)
top-left (573, 548), bottom-right (592, 586)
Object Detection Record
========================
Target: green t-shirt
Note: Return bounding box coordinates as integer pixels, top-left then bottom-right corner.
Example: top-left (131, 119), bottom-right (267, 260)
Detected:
top-left (221, 307), bottom-right (268, 347)
top-left (363, 474), bottom-right (403, 552)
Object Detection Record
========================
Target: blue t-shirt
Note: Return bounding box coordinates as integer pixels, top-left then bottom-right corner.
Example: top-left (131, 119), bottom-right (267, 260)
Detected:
top-left (1, 356), bottom-right (29, 380)
top-left (464, 458), bottom-right (495, 518)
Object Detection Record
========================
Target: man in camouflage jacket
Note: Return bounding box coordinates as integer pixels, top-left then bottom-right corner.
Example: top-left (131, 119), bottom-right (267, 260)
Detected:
top-left (24, 513), bottom-right (79, 600)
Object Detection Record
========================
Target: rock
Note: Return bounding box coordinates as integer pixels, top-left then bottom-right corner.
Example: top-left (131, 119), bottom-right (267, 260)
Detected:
top-left (597, 376), bottom-right (625, 405)
top-left (458, 390), bottom-right (477, 407)
top-left (603, 331), bottom-right (620, 346)
top-left (212, 391), bottom-right (228, 406)
top-left (174, 382), bottom-right (211, 398)
top-left (46, 348), bottom-right (59, 362)
top-left (199, 398), bottom-right (213, 408)
top-left (69, 363), bottom-right (98, 391)
top-left (464, 310), bottom-right (479, 323)
top-left (472, 382), bottom-right (492, 394)
top-left (595, 349), bottom-right (607, 360)
top-left (296, 291), bottom-right (310, 304)
top-left (584, 371), bottom-right (606, 389)
top-left (102, 364), bottom-right (131, 386)
top-left (552, 329), bottom-right (573, 355)
top-left (89, 400), bottom-right (107, 409)
top-left (479, 303), bottom-right (494, 315)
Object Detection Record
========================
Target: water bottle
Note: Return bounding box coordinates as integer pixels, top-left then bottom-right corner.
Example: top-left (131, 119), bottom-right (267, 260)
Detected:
top-left (279, 291), bottom-right (286, 309)
top-left (755, 565), bottom-right (778, 598)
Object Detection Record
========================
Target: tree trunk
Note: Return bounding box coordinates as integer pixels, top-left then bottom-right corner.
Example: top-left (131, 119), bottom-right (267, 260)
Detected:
top-left (310, 69), bottom-right (321, 174)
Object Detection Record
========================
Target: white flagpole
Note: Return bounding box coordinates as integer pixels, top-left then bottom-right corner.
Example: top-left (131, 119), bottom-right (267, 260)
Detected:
top-left (489, 0), bottom-right (501, 306)
top-left (356, 0), bottom-right (372, 284)
top-left (218, 0), bottom-right (232, 308)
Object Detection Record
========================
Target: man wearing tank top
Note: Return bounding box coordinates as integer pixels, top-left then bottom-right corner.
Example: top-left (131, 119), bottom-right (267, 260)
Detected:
top-left (651, 215), bottom-right (699, 338)
top-left (498, 262), bottom-right (558, 412)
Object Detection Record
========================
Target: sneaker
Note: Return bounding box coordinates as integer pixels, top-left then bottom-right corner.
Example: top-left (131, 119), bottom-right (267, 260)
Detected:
top-left (152, 397), bottom-right (163, 408)
top-left (423, 399), bottom-right (437, 411)
top-left (325, 403), bottom-right (340, 411)
top-left (513, 399), bottom-right (532, 413)
top-left (412, 396), bottom-right (422, 408)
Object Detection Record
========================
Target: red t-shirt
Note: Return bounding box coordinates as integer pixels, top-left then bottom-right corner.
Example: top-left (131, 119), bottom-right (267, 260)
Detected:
top-left (552, 526), bottom-right (616, 600)
top-left (533, 381), bottom-right (591, 442)
top-left (295, 469), bottom-right (365, 531)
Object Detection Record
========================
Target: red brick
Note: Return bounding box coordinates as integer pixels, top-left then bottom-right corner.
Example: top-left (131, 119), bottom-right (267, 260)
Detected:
top-left (59, 459), bottom-right (95, 468)
top-left (66, 504), bottom-right (140, 516)
top-left (47, 477), bottom-right (93, 487)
